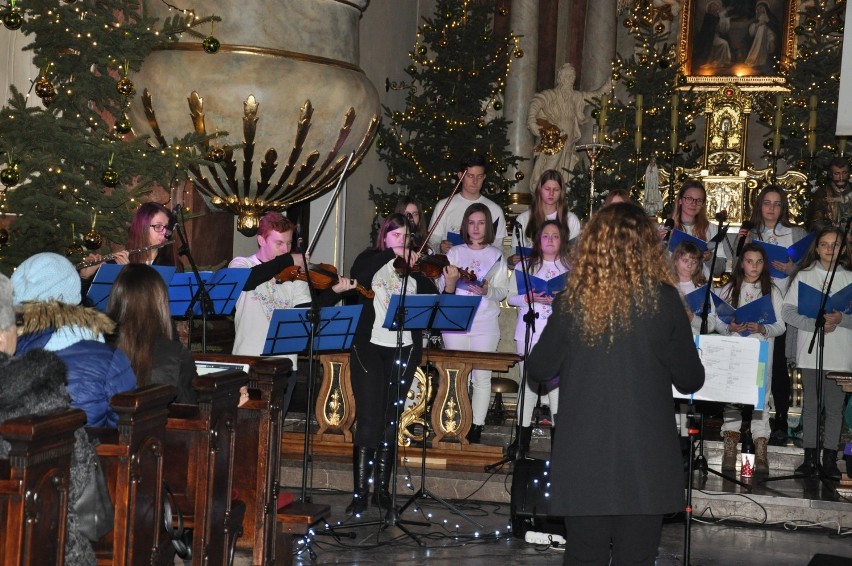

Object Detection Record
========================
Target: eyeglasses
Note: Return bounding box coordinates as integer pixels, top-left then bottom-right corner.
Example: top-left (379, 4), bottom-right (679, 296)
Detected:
top-left (681, 196), bottom-right (705, 206)
top-left (150, 224), bottom-right (170, 233)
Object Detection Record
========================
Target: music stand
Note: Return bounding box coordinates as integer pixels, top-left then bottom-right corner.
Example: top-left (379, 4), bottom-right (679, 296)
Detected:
top-left (86, 263), bottom-right (177, 311)
top-left (167, 268), bottom-right (249, 352)
top-left (262, 305), bottom-right (363, 356)
top-left (383, 294), bottom-right (484, 529)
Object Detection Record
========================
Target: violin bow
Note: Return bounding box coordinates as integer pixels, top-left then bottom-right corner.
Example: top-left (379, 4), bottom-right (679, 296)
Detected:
top-left (419, 172), bottom-right (465, 255)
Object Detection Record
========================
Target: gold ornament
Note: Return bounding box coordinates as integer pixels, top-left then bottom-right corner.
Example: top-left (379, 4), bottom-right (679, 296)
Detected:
top-left (514, 171), bottom-right (524, 181)
top-left (387, 171), bottom-right (397, 184)
top-left (116, 76), bottom-right (134, 97)
top-left (513, 48), bottom-right (524, 58)
top-left (534, 119), bottom-right (567, 156)
top-left (83, 228), bottom-right (103, 251)
top-left (64, 242), bottom-right (84, 258)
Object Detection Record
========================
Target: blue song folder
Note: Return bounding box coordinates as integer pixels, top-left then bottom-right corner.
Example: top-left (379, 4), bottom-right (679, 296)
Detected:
top-left (684, 285), bottom-right (710, 315)
top-left (668, 229), bottom-right (708, 253)
top-left (446, 231), bottom-right (463, 245)
top-left (712, 293), bottom-right (776, 336)
top-left (752, 232), bottom-right (816, 278)
top-left (515, 245), bottom-right (532, 258)
top-left (516, 272), bottom-right (568, 297)
top-left (798, 281), bottom-right (852, 318)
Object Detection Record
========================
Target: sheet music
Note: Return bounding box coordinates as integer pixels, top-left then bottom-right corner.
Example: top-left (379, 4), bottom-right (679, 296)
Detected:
top-left (674, 335), bottom-right (767, 409)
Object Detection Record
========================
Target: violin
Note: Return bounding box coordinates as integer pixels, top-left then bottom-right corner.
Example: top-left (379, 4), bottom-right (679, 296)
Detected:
top-left (393, 253), bottom-right (477, 281)
top-left (275, 263), bottom-right (375, 299)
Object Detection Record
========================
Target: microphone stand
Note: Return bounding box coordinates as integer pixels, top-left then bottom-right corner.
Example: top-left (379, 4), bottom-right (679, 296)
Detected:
top-left (485, 221), bottom-right (537, 471)
top-left (173, 204), bottom-right (214, 353)
top-left (700, 216), bottom-right (729, 335)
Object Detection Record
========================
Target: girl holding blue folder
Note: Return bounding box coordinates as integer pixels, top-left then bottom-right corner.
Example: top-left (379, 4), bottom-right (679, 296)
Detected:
top-left (714, 243), bottom-right (784, 475)
top-left (508, 169), bottom-right (581, 268)
top-left (745, 185), bottom-right (809, 446)
top-left (667, 180), bottom-right (727, 277)
top-left (440, 203), bottom-right (509, 444)
top-left (671, 241), bottom-right (717, 335)
top-left (506, 220), bottom-right (571, 454)
top-left (782, 227), bottom-right (852, 479)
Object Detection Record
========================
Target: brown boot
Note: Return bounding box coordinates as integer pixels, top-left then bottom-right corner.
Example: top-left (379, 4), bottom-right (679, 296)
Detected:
top-left (754, 437), bottom-right (769, 475)
top-left (722, 431), bottom-right (740, 472)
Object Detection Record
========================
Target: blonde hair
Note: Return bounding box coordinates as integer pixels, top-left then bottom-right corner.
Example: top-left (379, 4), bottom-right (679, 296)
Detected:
top-left (561, 203), bottom-right (676, 347)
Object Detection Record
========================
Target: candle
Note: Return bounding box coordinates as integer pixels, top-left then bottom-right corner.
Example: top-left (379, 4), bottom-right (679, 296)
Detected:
top-left (840, 137), bottom-right (847, 156)
top-left (808, 95), bottom-right (818, 155)
top-left (634, 94), bottom-right (643, 154)
top-left (592, 124), bottom-right (599, 144)
top-left (772, 93), bottom-right (783, 154)
top-left (598, 93), bottom-right (609, 130)
top-left (670, 94), bottom-right (679, 129)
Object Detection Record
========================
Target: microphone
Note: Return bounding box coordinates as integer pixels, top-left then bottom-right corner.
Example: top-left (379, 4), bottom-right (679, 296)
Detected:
top-left (662, 217), bottom-right (675, 243)
top-left (735, 220), bottom-right (754, 256)
top-left (405, 213), bottom-right (422, 248)
top-left (715, 210), bottom-right (728, 223)
top-left (168, 204), bottom-right (181, 231)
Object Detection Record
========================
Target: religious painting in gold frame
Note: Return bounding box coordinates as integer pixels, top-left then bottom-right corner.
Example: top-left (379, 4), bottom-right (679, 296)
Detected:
top-left (678, 0), bottom-right (798, 89)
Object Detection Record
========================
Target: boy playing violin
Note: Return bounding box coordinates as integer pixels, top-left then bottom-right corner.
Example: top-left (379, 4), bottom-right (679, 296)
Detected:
top-left (229, 211), bottom-right (356, 358)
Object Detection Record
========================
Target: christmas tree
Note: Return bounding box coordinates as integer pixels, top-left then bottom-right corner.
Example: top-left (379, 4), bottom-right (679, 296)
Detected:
top-left (370, 0), bottom-right (522, 229)
top-left (0, 0), bottom-right (218, 272)
top-left (574, 0), bottom-right (702, 219)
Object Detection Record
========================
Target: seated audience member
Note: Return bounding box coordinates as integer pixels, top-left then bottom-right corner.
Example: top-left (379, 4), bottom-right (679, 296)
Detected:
top-left (0, 272), bottom-right (98, 565)
top-left (107, 264), bottom-right (197, 404)
top-left (11, 252), bottom-right (136, 427)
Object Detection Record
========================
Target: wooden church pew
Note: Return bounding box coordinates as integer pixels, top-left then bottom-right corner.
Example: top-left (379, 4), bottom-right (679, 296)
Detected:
top-left (86, 384), bottom-right (175, 566)
top-left (193, 354), bottom-right (293, 566)
top-left (0, 408), bottom-right (86, 566)
top-left (158, 368), bottom-right (245, 566)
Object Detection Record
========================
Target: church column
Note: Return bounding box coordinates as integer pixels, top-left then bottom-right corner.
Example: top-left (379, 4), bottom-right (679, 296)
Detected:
top-left (579, 1), bottom-right (616, 92)
top-left (504, 0), bottom-right (539, 208)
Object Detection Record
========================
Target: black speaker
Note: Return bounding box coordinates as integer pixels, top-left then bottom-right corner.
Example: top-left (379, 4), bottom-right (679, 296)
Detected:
top-left (510, 457), bottom-right (564, 539)
top-left (808, 555), bottom-right (852, 566)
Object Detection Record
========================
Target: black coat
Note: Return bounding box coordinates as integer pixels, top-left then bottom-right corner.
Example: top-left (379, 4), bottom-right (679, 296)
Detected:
top-left (0, 349), bottom-right (98, 565)
top-left (527, 284), bottom-right (704, 517)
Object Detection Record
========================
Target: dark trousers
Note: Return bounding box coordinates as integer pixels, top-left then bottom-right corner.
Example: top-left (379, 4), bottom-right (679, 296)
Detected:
top-left (771, 329), bottom-right (790, 418)
top-left (349, 341), bottom-right (416, 448)
top-left (563, 514), bottom-right (663, 565)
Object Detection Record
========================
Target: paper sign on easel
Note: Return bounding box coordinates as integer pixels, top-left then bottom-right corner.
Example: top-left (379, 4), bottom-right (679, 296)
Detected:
top-left (673, 334), bottom-right (769, 410)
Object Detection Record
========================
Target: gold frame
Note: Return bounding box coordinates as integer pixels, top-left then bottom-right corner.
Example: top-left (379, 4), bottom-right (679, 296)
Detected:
top-left (678, 0), bottom-right (798, 89)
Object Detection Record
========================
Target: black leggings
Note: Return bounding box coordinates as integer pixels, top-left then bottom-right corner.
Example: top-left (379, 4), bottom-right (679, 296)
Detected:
top-left (771, 329), bottom-right (790, 418)
top-left (349, 341), bottom-right (416, 448)
top-left (563, 514), bottom-right (663, 565)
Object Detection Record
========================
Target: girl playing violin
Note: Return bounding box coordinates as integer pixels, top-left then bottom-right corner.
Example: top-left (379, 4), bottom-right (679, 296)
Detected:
top-left (440, 203), bottom-right (509, 444)
top-left (347, 213), bottom-right (421, 515)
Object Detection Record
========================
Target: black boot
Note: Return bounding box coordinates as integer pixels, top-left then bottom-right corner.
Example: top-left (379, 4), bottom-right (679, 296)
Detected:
top-left (371, 444), bottom-right (395, 509)
top-left (345, 446), bottom-right (375, 516)
top-left (467, 424), bottom-right (484, 444)
top-left (769, 415), bottom-right (788, 447)
top-left (822, 449), bottom-right (842, 480)
top-left (795, 448), bottom-right (817, 477)
top-left (505, 426), bottom-right (532, 459)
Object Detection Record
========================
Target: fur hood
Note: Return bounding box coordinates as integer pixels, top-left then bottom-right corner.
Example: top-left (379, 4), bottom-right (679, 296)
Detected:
top-left (16, 300), bottom-right (115, 337)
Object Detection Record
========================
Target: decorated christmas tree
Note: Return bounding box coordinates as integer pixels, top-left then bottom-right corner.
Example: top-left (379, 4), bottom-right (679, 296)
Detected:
top-left (370, 0), bottom-right (522, 227)
top-left (0, 0), bottom-right (218, 272)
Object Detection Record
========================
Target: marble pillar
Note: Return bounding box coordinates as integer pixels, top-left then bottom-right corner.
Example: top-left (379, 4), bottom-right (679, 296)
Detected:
top-left (504, 0), bottom-right (539, 208)
top-left (578, 0), bottom-right (616, 152)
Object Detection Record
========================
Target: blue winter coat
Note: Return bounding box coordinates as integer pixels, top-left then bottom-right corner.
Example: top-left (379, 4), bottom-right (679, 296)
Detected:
top-left (16, 329), bottom-right (137, 427)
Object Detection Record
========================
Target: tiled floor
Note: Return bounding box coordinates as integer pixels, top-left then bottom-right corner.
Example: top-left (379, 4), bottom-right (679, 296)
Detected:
top-left (224, 480), bottom-right (852, 566)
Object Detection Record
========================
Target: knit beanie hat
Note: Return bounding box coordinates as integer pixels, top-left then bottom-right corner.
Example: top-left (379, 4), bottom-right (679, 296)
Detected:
top-left (11, 252), bottom-right (82, 306)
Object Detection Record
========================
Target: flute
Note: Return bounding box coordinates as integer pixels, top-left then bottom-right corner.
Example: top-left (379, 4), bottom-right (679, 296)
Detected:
top-left (76, 240), bottom-right (173, 270)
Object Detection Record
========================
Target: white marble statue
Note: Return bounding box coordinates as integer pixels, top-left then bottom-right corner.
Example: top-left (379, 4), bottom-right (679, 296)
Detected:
top-left (527, 63), bottom-right (608, 185)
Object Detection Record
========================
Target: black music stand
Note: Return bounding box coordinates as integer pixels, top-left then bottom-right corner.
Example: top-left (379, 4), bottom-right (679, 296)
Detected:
top-left (263, 305), bottom-right (363, 556)
top-left (86, 263), bottom-right (177, 311)
top-left (384, 294), bottom-right (484, 529)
